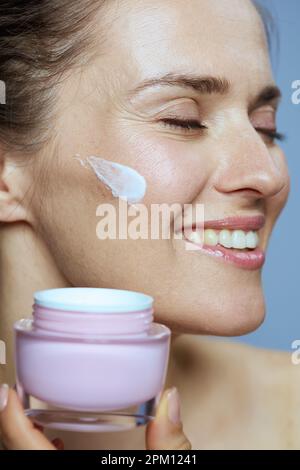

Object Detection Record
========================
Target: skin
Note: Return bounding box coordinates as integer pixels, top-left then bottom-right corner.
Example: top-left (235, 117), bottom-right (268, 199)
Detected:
top-left (0, 0), bottom-right (298, 450)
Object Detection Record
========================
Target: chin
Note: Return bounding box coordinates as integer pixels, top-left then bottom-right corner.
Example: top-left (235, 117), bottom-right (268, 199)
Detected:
top-left (157, 284), bottom-right (266, 338)
top-left (212, 281), bottom-right (267, 336)
top-left (213, 297), bottom-right (266, 337)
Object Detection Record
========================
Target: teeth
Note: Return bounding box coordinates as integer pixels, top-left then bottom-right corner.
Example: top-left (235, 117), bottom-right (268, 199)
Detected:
top-left (219, 229), bottom-right (232, 248)
top-left (245, 231), bottom-right (259, 249)
top-left (231, 230), bottom-right (246, 249)
top-left (186, 228), bottom-right (260, 250)
top-left (204, 229), bottom-right (219, 246)
top-left (187, 231), bottom-right (202, 244)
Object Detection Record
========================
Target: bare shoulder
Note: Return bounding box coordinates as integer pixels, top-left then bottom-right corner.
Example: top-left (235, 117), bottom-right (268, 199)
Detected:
top-left (175, 334), bottom-right (300, 394)
top-left (172, 334), bottom-right (297, 373)
top-left (172, 335), bottom-right (300, 448)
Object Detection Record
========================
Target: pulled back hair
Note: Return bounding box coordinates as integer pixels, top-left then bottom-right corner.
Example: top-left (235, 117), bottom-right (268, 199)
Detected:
top-left (0, 0), bottom-right (275, 155)
top-left (0, 0), bottom-right (106, 154)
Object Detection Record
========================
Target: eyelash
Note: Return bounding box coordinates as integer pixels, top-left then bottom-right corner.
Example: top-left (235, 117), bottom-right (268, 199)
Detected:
top-left (160, 118), bottom-right (286, 142)
top-left (160, 118), bottom-right (206, 132)
top-left (257, 128), bottom-right (286, 142)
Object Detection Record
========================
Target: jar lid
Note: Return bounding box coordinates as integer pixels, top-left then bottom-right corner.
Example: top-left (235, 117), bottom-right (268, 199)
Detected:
top-left (34, 288), bottom-right (153, 313)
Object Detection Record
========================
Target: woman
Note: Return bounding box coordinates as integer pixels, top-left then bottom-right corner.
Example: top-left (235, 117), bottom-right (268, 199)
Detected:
top-left (0, 0), bottom-right (298, 450)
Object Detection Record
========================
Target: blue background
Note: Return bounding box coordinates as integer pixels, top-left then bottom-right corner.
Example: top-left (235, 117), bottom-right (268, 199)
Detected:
top-left (234, 0), bottom-right (300, 350)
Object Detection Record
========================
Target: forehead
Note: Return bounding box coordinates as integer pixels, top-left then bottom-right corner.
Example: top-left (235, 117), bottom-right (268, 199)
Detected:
top-left (100, 0), bottom-right (272, 87)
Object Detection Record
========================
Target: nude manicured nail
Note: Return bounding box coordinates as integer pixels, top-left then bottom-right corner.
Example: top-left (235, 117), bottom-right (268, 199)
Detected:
top-left (167, 387), bottom-right (181, 425)
top-left (0, 384), bottom-right (9, 412)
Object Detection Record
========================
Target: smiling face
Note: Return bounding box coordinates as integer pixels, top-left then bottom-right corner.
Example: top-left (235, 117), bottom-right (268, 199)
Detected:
top-left (14, 0), bottom-right (290, 335)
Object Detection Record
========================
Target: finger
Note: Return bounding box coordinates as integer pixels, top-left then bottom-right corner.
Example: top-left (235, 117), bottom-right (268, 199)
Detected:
top-left (52, 438), bottom-right (64, 450)
top-left (0, 384), bottom-right (56, 450)
top-left (146, 387), bottom-right (192, 450)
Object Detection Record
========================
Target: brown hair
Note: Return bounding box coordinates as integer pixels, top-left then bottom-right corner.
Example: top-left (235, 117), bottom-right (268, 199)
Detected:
top-left (0, 0), bottom-right (106, 155)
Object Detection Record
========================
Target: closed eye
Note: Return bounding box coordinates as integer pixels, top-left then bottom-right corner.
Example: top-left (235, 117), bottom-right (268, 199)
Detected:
top-left (159, 118), bottom-right (286, 143)
top-left (159, 118), bottom-right (207, 131)
top-left (256, 128), bottom-right (286, 143)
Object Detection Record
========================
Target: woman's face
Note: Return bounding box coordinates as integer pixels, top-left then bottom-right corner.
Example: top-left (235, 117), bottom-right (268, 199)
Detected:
top-left (18, 0), bottom-right (290, 335)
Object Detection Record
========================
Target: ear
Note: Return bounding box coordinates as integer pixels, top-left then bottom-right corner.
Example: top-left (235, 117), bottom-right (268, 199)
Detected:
top-left (0, 155), bottom-right (28, 223)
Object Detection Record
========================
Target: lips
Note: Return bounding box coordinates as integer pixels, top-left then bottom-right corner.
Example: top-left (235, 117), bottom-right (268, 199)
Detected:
top-left (189, 214), bottom-right (266, 232)
top-left (187, 243), bottom-right (266, 270)
top-left (181, 214), bottom-right (266, 270)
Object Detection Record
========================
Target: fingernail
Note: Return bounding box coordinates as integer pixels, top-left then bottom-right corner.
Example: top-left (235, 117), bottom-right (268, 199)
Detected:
top-left (52, 438), bottom-right (64, 450)
top-left (167, 387), bottom-right (181, 425)
top-left (0, 384), bottom-right (9, 412)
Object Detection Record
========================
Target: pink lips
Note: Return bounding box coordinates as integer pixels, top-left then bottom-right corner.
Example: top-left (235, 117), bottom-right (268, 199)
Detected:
top-left (183, 214), bottom-right (266, 270)
top-left (196, 244), bottom-right (265, 270)
top-left (190, 214), bottom-right (266, 232)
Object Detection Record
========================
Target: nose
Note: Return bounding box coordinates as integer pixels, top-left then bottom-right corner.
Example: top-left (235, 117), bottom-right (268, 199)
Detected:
top-left (213, 127), bottom-right (286, 199)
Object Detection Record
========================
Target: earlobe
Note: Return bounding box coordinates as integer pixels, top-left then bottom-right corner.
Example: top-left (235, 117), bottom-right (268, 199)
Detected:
top-left (0, 157), bottom-right (28, 223)
top-left (0, 190), bottom-right (27, 223)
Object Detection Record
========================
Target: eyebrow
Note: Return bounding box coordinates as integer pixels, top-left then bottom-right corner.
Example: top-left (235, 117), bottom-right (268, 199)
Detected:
top-left (128, 72), bottom-right (282, 107)
top-left (129, 73), bottom-right (230, 97)
top-left (249, 84), bottom-right (282, 110)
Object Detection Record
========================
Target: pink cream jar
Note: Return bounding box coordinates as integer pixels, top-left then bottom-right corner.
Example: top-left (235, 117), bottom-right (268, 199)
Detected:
top-left (14, 288), bottom-right (171, 432)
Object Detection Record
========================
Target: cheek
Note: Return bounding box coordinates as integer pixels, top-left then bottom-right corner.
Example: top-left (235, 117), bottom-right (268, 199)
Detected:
top-left (118, 136), bottom-right (210, 205)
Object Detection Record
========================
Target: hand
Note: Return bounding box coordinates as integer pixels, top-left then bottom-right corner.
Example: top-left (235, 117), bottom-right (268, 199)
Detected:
top-left (146, 387), bottom-right (192, 450)
top-left (0, 384), bottom-right (191, 450)
top-left (0, 384), bottom-right (61, 450)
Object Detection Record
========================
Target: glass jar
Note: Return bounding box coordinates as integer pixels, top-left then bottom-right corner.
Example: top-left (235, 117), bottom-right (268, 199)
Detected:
top-left (14, 288), bottom-right (171, 432)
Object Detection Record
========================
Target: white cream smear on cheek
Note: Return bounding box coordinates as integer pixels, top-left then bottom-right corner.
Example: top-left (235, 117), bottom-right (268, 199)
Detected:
top-left (74, 155), bottom-right (147, 204)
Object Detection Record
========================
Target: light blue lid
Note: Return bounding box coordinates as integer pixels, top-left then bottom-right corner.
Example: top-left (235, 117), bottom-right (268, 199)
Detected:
top-left (34, 288), bottom-right (153, 313)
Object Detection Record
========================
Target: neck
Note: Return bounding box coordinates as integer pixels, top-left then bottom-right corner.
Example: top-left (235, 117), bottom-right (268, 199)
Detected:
top-left (0, 222), bottom-right (70, 384)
